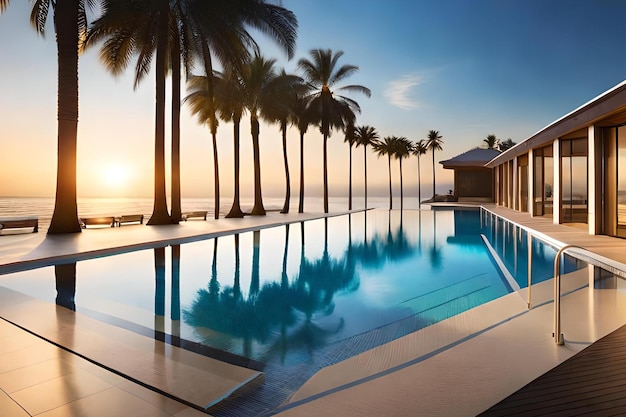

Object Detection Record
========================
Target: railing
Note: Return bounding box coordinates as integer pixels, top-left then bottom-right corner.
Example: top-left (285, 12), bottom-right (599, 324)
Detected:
top-left (480, 206), bottom-right (626, 346)
top-left (552, 245), bottom-right (585, 345)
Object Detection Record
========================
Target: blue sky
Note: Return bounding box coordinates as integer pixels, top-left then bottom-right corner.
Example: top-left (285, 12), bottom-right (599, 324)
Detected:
top-left (1, 0), bottom-right (626, 200)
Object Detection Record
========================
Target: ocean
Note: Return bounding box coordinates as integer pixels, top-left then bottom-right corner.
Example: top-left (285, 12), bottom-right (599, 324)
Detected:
top-left (0, 196), bottom-right (423, 233)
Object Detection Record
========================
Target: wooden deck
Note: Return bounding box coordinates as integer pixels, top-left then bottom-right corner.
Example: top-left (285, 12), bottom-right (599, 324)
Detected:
top-left (479, 322), bottom-right (626, 416)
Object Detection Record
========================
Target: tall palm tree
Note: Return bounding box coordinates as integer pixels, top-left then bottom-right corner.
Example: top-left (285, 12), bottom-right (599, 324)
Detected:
top-left (241, 54), bottom-right (281, 215)
top-left (184, 0), bottom-right (297, 219)
top-left (1, 0), bottom-right (96, 233)
top-left (88, 0), bottom-right (173, 225)
top-left (184, 72), bottom-right (225, 219)
top-left (411, 139), bottom-right (428, 207)
top-left (426, 130), bottom-right (443, 198)
top-left (343, 122), bottom-right (357, 211)
top-left (263, 69), bottom-right (304, 214)
top-left (373, 136), bottom-right (398, 210)
top-left (89, 0), bottom-right (297, 223)
top-left (394, 137), bottom-right (412, 210)
top-left (354, 125), bottom-right (379, 210)
top-left (291, 95), bottom-right (313, 213)
top-left (297, 49), bottom-right (371, 213)
top-left (215, 69), bottom-right (247, 218)
top-left (483, 134), bottom-right (499, 150)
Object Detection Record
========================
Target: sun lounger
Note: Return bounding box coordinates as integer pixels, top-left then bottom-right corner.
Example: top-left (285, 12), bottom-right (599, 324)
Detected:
top-left (182, 211), bottom-right (208, 221)
top-left (115, 214), bottom-right (144, 227)
top-left (80, 216), bottom-right (116, 228)
top-left (0, 217), bottom-right (39, 235)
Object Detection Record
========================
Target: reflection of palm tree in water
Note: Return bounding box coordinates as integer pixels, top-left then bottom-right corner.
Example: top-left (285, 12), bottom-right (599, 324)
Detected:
top-left (185, 220), bottom-right (359, 361)
top-left (285, 218), bottom-right (354, 355)
top-left (429, 210), bottom-right (443, 269)
top-left (171, 245), bottom-right (181, 337)
top-left (154, 247), bottom-right (166, 334)
top-left (55, 263), bottom-right (77, 311)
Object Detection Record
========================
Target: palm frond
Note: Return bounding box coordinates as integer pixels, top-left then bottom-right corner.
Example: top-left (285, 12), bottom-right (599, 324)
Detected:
top-left (30, 0), bottom-right (49, 35)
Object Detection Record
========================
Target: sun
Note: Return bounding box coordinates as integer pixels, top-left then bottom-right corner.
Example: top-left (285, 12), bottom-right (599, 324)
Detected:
top-left (102, 165), bottom-right (131, 188)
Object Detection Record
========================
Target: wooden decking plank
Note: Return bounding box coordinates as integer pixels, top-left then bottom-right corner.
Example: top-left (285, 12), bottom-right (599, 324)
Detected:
top-left (479, 323), bottom-right (626, 416)
top-left (498, 374), bottom-right (626, 405)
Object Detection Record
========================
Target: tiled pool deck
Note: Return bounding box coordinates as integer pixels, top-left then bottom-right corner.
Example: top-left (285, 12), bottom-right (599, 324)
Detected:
top-left (2, 206), bottom-right (626, 416)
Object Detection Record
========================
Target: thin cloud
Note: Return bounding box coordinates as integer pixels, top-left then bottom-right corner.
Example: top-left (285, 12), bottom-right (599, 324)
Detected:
top-left (384, 74), bottom-right (423, 110)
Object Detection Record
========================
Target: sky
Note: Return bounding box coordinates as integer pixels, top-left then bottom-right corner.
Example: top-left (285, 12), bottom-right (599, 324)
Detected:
top-left (2, 0), bottom-right (626, 201)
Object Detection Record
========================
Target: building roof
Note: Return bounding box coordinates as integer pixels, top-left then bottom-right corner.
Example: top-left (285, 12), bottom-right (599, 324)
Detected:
top-left (440, 147), bottom-right (501, 168)
top-left (485, 80), bottom-right (626, 168)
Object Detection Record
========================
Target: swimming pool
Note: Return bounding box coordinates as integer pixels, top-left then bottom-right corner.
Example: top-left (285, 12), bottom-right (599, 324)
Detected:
top-left (0, 208), bottom-right (514, 414)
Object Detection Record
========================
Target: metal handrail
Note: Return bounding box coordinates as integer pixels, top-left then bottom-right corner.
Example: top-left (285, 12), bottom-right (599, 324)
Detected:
top-left (480, 207), bottom-right (626, 346)
top-left (552, 244), bottom-right (585, 345)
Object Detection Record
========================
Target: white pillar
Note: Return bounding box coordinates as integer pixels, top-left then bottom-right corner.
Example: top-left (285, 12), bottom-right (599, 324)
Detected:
top-left (588, 125), bottom-right (596, 235)
top-left (513, 157), bottom-right (519, 211)
top-left (553, 139), bottom-right (561, 224)
top-left (528, 148), bottom-right (535, 216)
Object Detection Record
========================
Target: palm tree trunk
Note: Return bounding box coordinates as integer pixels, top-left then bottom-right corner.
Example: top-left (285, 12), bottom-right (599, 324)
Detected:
top-left (323, 134), bottom-right (329, 213)
top-left (212, 130), bottom-right (220, 219)
top-left (364, 146), bottom-right (368, 210)
top-left (226, 117), bottom-right (244, 218)
top-left (348, 144), bottom-right (352, 211)
top-left (48, 0), bottom-right (81, 234)
top-left (432, 149), bottom-right (436, 198)
top-left (298, 130), bottom-right (305, 213)
top-left (147, 0), bottom-right (171, 225)
top-left (280, 120), bottom-right (290, 214)
top-left (418, 156), bottom-right (422, 208)
top-left (400, 157), bottom-right (404, 211)
top-left (250, 230), bottom-right (261, 296)
top-left (251, 117), bottom-right (266, 215)
top-left (171, 41), bottom-right (181, 223)
top-left (388, 154), bottom-right (392, 210)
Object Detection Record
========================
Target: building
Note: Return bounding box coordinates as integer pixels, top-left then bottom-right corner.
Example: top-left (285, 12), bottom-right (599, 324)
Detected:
top-left (440, 147), bottom-right (501, 202)
top-left (486, 80), bottom-right (626, 238)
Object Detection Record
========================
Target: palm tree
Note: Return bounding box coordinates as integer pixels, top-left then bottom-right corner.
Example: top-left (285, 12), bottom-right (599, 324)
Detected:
top-left (411, 139), bottom-right (428, 207)
top-left (297, 49), bottom-right (371, 213)
top-left (291, 95), bottom-right (313, 213)
top-left (1, 0), bottom-right (96, 233)
top-left (425, 130), bottom-right (443, 198)
top-left (215, 69), bottom-right (247, 218)
top-left (184, 72), bottom-right (224, 219)
top-left (499, 138), bottom-right (516, 151)
top-left (354, 125), bottom-right (379, 209)
top-left (483, 134), bottom-right (499, 150)
top-left (394, 137), bottom-right (412, 210)
top-left (343, 122), bottom-right (357, 211)
top-left (185, 0), bottom-right (296, 219)
top-left (88, 0), bottom-right (173, 225)
top-left (89, 0), bottom-right (297, 223)
top-left (263, 69), bottom-right (304, 214)
top-left (373, 136), bottom-right (399, 210)
top-left (241, 54), bottom-right (282, 215)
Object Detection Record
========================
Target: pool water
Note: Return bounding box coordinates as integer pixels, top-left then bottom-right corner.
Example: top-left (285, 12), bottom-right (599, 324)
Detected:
top-left (0, 208), bottom-right (514, 414)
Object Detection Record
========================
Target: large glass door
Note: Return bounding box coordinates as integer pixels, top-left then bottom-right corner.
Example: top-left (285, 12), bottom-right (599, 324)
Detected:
top-left (560, 138), bottom-right (588, 223)
top-left (518, 154), bottom-right (528, 212)
top-left (618, 127), bottom-right (626, 236)
top-left (533, 146), bottom-right (553, 217)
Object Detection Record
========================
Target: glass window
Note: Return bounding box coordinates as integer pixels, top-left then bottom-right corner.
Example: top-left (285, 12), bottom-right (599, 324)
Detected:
top-left (560, 138), bottom-right (588, 223)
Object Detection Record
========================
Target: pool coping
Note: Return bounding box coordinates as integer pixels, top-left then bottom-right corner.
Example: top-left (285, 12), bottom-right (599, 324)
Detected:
top-left (0, 210), bottom-right (363, 275)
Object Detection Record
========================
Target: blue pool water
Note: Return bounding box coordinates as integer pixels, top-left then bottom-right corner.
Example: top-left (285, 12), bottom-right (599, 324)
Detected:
top-left (0, 208), bottom-right (518, 415)
top-left (480, 209), bottom-right (585, 289)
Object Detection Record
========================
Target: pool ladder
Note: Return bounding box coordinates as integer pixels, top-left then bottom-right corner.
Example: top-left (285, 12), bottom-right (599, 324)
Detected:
top-left (552, 245), bottom-right (585, 345)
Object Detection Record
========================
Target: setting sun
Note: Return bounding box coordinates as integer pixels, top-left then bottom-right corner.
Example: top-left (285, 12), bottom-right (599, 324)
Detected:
top-left (102, 164), bottom-right (131, 188)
